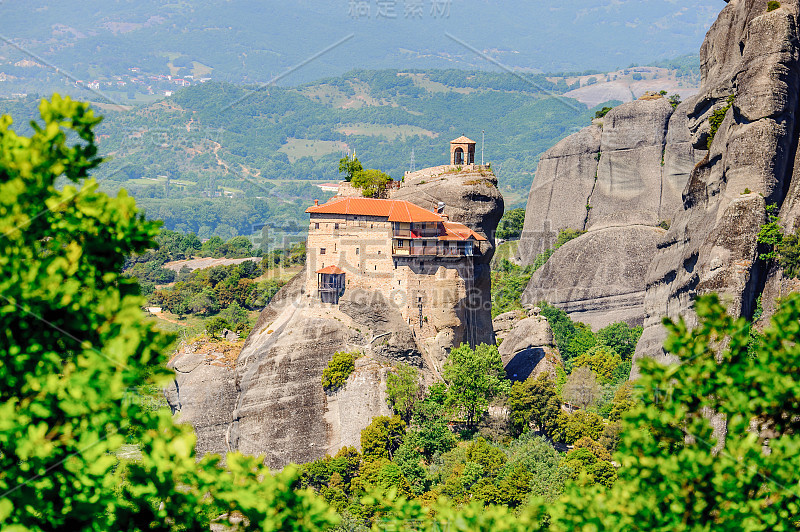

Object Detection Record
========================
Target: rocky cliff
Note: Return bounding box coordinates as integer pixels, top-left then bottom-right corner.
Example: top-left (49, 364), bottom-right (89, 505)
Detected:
top-left (519, 95), bottom-right (705, 329)
top-left (634, 0), bottom-right (800, 369)
top-left (518, 0), bottom-right (800, 367)
top-left (493, 308), bottom-right (562, 382)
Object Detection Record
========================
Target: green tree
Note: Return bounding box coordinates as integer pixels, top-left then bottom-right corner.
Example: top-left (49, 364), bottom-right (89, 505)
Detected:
top-left (573, 345), bottom-right (622, 383)
top-left (609, 381), bottom-right (636, 421)
top-left (220, 300), bottom-right (248, 326)
top-left (757, 203), bottom-right (782, 261)
top-left (338, 154), bottom-right (363, 182)
top-left (206, 316), bottom-right (231, 338)
top-left (443, 343), bottom-right (508, 428)
top-left (321, 351), bottom-right (357, 391)
top-left (550, 294), bottom-right (800, 529)
top-left (496, 208), bottom-right (525, 239)
top-left (406, 401), bottom-right (456, 459)
top-left (386, 364), bottom-right (423, 423)
top-left (507, 373), bottom-right (562, 439)
top-left (352, 168), bottom-right (392, 198)
top-left (595, 321), bottom-right (642, 361)
top-left (560, 410), bottom-right (604, 444)
top-left (0, 95), bottom-right (337, 530)
top-left (595, 106), bottom-right (613, 118)
top-left (360, 415), bottom-right (406, 460)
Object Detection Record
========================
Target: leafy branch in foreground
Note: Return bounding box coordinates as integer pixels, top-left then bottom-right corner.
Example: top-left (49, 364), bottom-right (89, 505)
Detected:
top-left (0, 95), bottom-right (337, 531)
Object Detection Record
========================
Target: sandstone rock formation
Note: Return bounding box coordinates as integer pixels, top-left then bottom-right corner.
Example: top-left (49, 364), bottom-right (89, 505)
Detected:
top-left (634, 0), bottom-right (800, 370)
top-left (165, 341), bottom-right (240, 457)
top-left (494, 308), bottom-right (563, 382)
top-left (517, 125), bottom-right (601, 263)
top-left (522, 225), bottom-right (667, 329)
top-left (519, 94), bottom-right (704, 329)
top-left (517, 0), bottom-right (800, 366)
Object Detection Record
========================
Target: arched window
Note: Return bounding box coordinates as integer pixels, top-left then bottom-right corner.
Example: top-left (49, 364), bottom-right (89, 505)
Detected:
top-left (454, 147), bottom-right (464, 165)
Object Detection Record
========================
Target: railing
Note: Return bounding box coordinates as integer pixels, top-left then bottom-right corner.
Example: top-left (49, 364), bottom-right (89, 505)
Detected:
top-left (393, 246), bottom-right (468, 257)
top-left (393, 229), bottom-right (440, 238)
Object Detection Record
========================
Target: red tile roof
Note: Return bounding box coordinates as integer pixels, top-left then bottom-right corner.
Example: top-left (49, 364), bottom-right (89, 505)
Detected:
top-left (439, 221), bottom-right (487, 241)
top-left (306, 197), bottom-right (443, 223)
top-left (316, 265), bottom-right (345, 274)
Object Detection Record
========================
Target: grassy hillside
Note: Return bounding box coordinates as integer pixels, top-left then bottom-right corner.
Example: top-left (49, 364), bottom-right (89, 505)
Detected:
top-left (0, 65), bottom-right (695, 237)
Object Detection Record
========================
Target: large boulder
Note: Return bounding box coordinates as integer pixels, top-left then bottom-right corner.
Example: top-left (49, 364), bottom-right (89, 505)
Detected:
top-left (229, 288), bottom-right (422, 468)
top-left (523, 225), bottom-right (666, 330)
top-left (517, 91), bottom-right (702, 330)
top-left (495, 310), bottom-right (562, 382)
top-left (164, 343), bottom-right (239, 457)
top-left (517, 125), bottom-right (601, 263)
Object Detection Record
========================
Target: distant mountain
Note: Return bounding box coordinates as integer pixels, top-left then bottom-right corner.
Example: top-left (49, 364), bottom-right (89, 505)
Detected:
top-left (0, 0), bottom-right (719, 96)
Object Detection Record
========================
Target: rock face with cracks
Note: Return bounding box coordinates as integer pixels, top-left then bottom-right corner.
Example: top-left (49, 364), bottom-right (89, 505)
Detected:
top-left (520, 95), bottom-right (702, 329)
top-left (520, 0), bottom-right (800, 359)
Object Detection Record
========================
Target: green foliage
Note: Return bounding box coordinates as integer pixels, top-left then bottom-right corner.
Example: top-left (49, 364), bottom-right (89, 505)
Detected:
top-left (507, 374), bottom-right (563, 439)
top-left (0, 95), bottom-right (339, 531)
top-left (573, 345), bottom-right (622, 383)
top-left (562, 323), bottom-right (597, 364)
top-left (550, 294), bottom-right (800, 529)
top-left (206, 316), bottom-right (231, 338)
top-left (352, 168), bottom-right (393, 198)
top-left (777, 228), bottom-right (800, 278)
top-left (707, 94), bottom-right (735, 149)
top-left (360, 415), bottom-right (406, 460)
top-left (596, 322), bottom-right (642, 361)
top-left (443, 344), bottom-right (508, 428)
top-left (594, 106), bottom-right (613, 119)
top-left (768, 1), bottom-right (781, 11)
top-left (322, 351), bottom-right (358, 391)
top-left (386, 364), bottom-right (423, 423)
top-left (758, 203), bottom-right (783, 261)
top-left (338, 154), bottom-right (363, 182)
top-left (496, 208), bottom-right (525, 239)
top-left (608, 381), bottom-right (636, 422)
top-left (540, 303), bottom-right (641, 372)
top-left (148, 256), bottom-right (272, 317)
top-left (491, 260), bottom-right (535, 318)
top-left (405, 401), bottom-right (457, 459)
top-left (559, 410), bottom-right (604, 445)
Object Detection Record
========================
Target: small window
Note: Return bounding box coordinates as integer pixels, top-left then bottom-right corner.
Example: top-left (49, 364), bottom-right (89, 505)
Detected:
top-left (377, 250), bottom-right (381, 255)
top-left (315, 223), bottom-right (319, 229)
top-left (334, 223), bottom-right (339, 230)
top-left (370, 223), bottom-right (374, 228)
top-left (320, 248), bottom-right (326, 255)
top-left (356, 248), bottom-right (360, 255)
top-left (398, 240), bottom-right (404, 248)
top-left (374, 265), bottom-right (377, 270)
